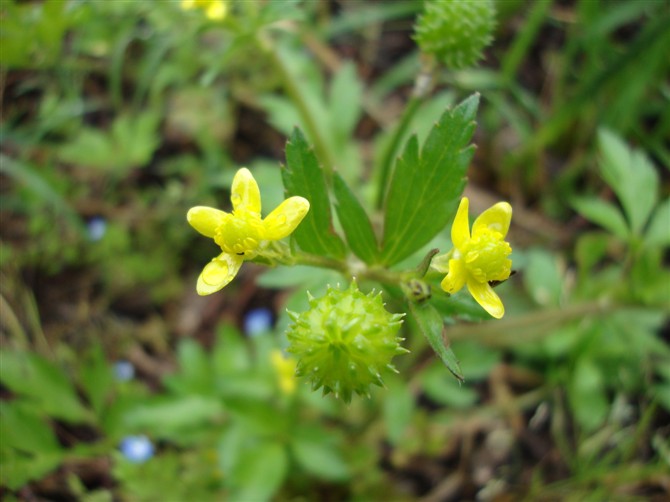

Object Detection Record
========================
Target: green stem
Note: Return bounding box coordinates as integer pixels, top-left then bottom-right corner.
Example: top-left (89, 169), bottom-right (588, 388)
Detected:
top-left (292, 251), bottom-right (349, 274)
top-left (357, 265), bottom-right (409, 286)
top-left (293, 251), bottom-right (411, 287)
top-left (258, 35), bottom-right (337, 183)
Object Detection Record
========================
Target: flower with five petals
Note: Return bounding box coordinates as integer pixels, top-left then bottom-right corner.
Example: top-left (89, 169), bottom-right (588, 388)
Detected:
top-left (434, 197), bottom-right (512, 318)
top-left (187, 168), bottom-right (309, 295)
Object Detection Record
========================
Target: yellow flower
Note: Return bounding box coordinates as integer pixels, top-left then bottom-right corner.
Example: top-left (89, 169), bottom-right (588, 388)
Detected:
top-left (437, 197), bottom-right (512, 319)
top-left (187, 168), bottom-right (309, 295)
top-left (181, 0), bottom-right (228, 20)
top-left (271, 349), bottom-right (297, 395)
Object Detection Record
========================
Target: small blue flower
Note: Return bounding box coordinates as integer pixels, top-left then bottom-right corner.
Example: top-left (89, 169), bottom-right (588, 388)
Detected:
top-left (113, 360), bottom-right (135, 382)
top-left (87, 217), bottom-right (107, 242)
top-left (119, 435), bottom-right (154, 463)
top-left (243, 308), bottom-right (273, 336)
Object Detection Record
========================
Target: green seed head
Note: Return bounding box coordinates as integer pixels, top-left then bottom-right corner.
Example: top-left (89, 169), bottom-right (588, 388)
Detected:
top-left (414, 0), bottom-right (496, 70)
top-left (286, 281), bottom-right (408, 403)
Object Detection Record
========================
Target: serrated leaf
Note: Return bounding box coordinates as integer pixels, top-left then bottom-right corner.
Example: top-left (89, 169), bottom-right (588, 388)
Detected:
top-left (572, 196), bottom-right (629, 240)
top-left (409, 302), bottom-right (463, 382)
top-left (333, 172), bottom-right (379, 264)
top-left (282, 128), bottom-right (346, 258)
top-left (598, 129), bottom-right (659, 235)
top-left (381, 94), bottom-right (479, 265)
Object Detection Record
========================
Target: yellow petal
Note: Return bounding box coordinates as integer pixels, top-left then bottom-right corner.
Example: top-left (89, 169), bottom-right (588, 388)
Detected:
top-left (440, 258), bottom-right (466, 294)
top-left (206, 1), bottom-right (227, 20)
top-left (466, 278), bottom-right (505, 319)
top-left (187, 206), bottom-right (228, 237)
top-left (431, 251), bottom-right (452, 274)
top-left (472, 202), bottom-right (512, 239)
top-left (262, 196), bottom-right (310, 240)
top-left (451, 198), bottom-right (471, 250)
top-left (196, 253), bottom-right (243, 295)
top-left (231, 168), bottom-right (261, 216)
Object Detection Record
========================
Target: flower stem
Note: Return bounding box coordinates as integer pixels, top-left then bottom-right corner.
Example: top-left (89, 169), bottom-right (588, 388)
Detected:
top-left (292, 251), bottom-right (349, 274)
top-left (258, 35), bottom-right (337, 184)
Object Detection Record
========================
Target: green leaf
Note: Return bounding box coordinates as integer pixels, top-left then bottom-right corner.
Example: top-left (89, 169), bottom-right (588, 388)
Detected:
top-left (575, 231), bottom-right (612, 274)
top-left (522, 249), bottom-right (564, 307)
top-left (570, 357), bottom-right (609, 432)
top-left (231, 441), bottom-right (287, 502)
top-left (57, 112), bottom-right (160, 172)
top-left (598, 129), bottom-right (659, 235)
top-left (282, 128), bottom-right (346, 258)
top-left (79, 344), bottom-right (114, 417)
top-left (421, 363), bottom-right (478, 408)
top-left (0, 401), bottom-right (61, 454)
top-left (382, 375), bottom-right (415, 445)
top-left (572, 196), bottom-right (629, 240)
top-left (329, 62), bottom-right (363, 140)
top-left (333, 172), bottom-right (379, 264)
top-left (645, 197), bottom-right (670, 248)
top-left (0, 155), bottom-right (83, 231)
top-left (381, 94), bottom-right (479, 265)
top-left (0, 351), bottom-right (91, 423)
top-left (218, 423), bottom-right (248, 475)
top-left (0, 450), bottom-right (63, 491)
top-left (290, 436), bottom-right (349, 481)
top-left (123, 396), bottom-right (223, 438)
top-left (212, 324), bottom-right (251, 376)
top-left (450, 340), bottom-right (501, 380)
top-left (408, 302), bottom-right (464, 382)
top-left (653, 383), bottom-right (670, 412)
top-left (163, 339), bottom-right (213, 395)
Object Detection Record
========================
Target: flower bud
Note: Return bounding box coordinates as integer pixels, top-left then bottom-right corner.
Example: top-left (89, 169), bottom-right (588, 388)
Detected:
top-left (414, 0), bottom-right (496, 70)
top-left (286, 282), bottom-right (408, 403)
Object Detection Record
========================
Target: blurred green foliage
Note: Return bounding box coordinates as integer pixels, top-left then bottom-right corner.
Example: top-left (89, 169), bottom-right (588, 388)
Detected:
top-left (1, 0), bottom-right (669, 500)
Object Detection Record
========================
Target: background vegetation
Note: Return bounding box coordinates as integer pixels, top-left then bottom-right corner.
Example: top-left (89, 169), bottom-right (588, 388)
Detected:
top-left (1, 0), bottom-right (668, 500)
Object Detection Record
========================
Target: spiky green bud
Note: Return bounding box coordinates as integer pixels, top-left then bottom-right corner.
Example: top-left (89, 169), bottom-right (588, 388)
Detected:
top-left (286, 281), bottom-right (408, 403)
top-left (414, 0), bottom-right (496, 70)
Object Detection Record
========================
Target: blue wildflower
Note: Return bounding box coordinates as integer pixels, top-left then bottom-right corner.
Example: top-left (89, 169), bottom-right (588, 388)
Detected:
top-left (119, 435), bottom-right (154, 463)
top-left (243, 308), bottom-right (273, 336)
top-left (113, 360), bottom-right (135, 382)
top-left (87, 217), bottom-right (107, 242)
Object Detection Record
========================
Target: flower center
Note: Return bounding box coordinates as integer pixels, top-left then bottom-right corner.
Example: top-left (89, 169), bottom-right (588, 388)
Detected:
top-left (214, 212), bottom-right (264, 257)
top-left (462, 229), bottom-right (512, 283)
